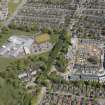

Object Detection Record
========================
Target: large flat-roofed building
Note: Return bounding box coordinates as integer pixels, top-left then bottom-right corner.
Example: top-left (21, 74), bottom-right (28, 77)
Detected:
top-left (74, 39), bottom-right (103, 74)
top-left (0, 34), bottom-right (53, 58)
top-left (0, 36), bottom-right (34, 57)
top-left (68, 38), bottom-right (105, 82)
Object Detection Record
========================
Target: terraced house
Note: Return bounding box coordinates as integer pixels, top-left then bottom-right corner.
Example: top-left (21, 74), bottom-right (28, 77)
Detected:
top-left (0, 0), bottom-right (8, 20)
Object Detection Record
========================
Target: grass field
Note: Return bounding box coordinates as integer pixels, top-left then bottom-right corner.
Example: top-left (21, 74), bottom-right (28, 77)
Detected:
top-left (0, 22), bottom-right (3, 28)
top-left (8, 0), bottom-right (21, 17)
top-left (35, 33), bottom-right (50, 44)
top-left (0, 52), bottom-right (49, 72)
top-left (0, 56), bottom-right (16, 71)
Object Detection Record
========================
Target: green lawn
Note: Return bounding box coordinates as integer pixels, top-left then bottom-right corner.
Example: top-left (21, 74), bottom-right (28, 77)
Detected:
top-left (0, 31), bottom-right (12, 47)
top-left (31, 52), bottom-right (49, 59)
top-left (11, 29), bottom-right (35, 35)
top-left (8, 0), bottom-right (21, 17)
top-left (0, 22), bottom-right (3, 28)
top-left (31, 87), bottom-right (43, 105)
top-left (0, 50), bottom-right (49, 72)
top-left (50, 34), bottom-right (59, 44)
top-left (0, 56), bottom-right (16, 72)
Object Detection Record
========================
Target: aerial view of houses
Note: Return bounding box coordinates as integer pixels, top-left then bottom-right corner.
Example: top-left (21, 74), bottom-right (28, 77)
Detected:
top-left (0, 0), bottom-right (105, 105)
top-left (0, 0), bottom-right (8, 20)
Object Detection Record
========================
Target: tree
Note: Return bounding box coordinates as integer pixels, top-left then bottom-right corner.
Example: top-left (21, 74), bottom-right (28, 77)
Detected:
top-left (35, 73), bottom-right (49, 87)
top-left (8, 22), bottom-right (16, 29)
top-left (84, 81), bottom-right (89, 96)
top-left (1, 26), bottom-right (10, 34)
top-left (0, 67), bottom-right (31, 105)
top-left (31, 23), bottom-right (37, 31)
top-left (48, 71), bottom-right (63, 84)
top-left (79, 80), bottom-right (85, 93)
top-left (102, 83), bottom-right (105, 91)
top-left (71, 81), bottom-right (78, 94)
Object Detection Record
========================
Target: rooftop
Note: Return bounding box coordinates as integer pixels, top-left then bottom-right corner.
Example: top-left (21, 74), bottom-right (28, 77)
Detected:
top-left (0, 36), bottom-right (34, 57)
top-left (74, 38), bottom-right (104, 74)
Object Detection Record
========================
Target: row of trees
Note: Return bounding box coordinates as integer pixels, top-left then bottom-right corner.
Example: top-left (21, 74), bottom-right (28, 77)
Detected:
top-left (48, 73), bottom-right (105, 98)
top-left (46, 30), bottom-right (71, 73)
top-left (29, 0), bottom-right (66, 5)
top-left (8, 21), bottom-right (66, 34)
top-left (8, 22), bottom-right (38, 32)
top-left (55, 31), bottom-right (71, 73)
top-left (34, 30), bottom-right (72, 88)
top-left (0, 65), bottom-right (31, 105)
top-left (69, 80), bottom-right (105, 98)
top-left (0, 54), bottom-right (49, 105)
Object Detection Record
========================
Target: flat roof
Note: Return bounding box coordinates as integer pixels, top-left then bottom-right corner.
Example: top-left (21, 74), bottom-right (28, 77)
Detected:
top-left (35, 33), bottom-right (50, 44)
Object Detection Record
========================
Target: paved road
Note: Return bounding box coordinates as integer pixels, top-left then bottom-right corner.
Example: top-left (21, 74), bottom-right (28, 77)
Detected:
top-left (4, 0), bottom-right (27, 27)
top-left (97, 99), bottom-right (105, 105)
top-left (68, 1), bottom-right (86, 31)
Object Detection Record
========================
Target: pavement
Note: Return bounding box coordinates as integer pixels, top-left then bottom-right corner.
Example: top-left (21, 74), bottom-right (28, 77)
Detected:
top-left (97, 99), bottom-right (105, 105)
